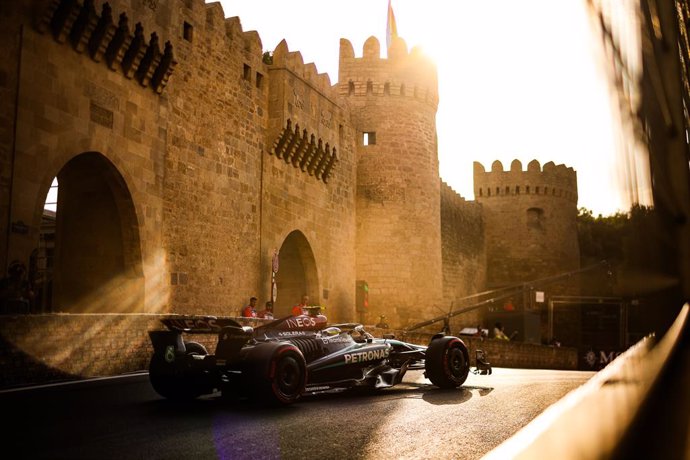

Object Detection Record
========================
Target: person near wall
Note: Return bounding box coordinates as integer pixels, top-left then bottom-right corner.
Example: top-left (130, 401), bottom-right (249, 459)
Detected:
top-left (291, 294), bottom-right (309, 316)
top-left (0, 260), bottom-right (34, 314)
top-left (493, 322), bottom-right (510, 341)
top-left (474, 324), bottom-right (486, 339)
top-left (257, 301), bottom-right (274, 320)
top-left (241, 296), bottom-right (258, 318)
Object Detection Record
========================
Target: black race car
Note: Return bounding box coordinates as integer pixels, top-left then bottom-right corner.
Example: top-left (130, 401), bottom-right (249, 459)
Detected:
top-left (148, 310), bottom-right (491, 405)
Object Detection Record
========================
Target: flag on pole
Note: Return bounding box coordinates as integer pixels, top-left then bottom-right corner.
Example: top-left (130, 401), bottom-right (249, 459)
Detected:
top-left (386, 0), bottom-right (398, 51)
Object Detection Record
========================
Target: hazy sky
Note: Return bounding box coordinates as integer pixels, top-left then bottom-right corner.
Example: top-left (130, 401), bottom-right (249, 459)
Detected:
top-left (217, 0), bottom-right (626, 215)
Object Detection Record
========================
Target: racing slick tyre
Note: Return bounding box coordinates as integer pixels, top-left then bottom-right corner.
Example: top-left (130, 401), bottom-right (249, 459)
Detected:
top-left (149, 341), bottom-right (210, 400)
top-left (247, 343), bottom-right (307, 405)
top-left (425, 336), bottom-right (470, 389)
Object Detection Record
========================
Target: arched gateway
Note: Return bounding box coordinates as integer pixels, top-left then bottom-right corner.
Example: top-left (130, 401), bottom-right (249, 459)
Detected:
top-left (274, 230), bottom-right (319, 317)
top-left (50, 153), bottom-right (143, 313)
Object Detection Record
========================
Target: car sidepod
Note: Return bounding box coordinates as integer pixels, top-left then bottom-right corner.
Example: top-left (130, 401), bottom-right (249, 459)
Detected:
top-left (307, 341), bottom-right (393, 386)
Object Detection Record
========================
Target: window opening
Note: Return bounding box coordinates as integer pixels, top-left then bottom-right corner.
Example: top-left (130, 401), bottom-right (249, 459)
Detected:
top-left (363, 132), bottom-right (376, 146)
top-left (183, 22), bottom-right (193, 42)
top-left (44, 177), bottom-right (58, 212)
top-left (527, 207), bottom-right (545, 230)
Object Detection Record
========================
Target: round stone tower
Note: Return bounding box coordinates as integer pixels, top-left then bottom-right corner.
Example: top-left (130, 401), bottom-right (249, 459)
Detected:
top-left (339, 36), bottom-right (442, 327)
top-left (474, 159), bottom-right (580, 289)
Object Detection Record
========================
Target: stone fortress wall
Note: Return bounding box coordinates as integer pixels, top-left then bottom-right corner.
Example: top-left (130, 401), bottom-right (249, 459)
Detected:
top-left (338, 35), bottom-right (443, 326)
top-left (0, 0), bottom-right (585, 386)
top-left (1, 0), bottom-right (579, 329)
top-left (440, 181), bottom-right (485, 326)
top-left (474, 159), bottom-right (580, 290)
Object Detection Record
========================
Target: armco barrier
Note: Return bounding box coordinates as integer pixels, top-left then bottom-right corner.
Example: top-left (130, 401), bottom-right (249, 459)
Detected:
top-left (482, 302), bottom-right (689, 460)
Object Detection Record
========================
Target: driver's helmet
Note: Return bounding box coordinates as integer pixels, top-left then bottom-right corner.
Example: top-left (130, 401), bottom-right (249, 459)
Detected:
top-left (321, 326), bottom-right (341, 336)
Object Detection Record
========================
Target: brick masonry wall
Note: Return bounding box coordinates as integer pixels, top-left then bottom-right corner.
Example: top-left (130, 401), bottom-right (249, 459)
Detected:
top-left (3, 0), bottom-right (170, 312)
top-left (260, 42), bottom-right (357, 323)
top-left (0, 3), bottom-right (23, 269)
top-left (474, 160), bottom-right (580, 288)
top-left (340, 37), bottom-right (443, 328)
top-left (0, 315), bottom-right (576, 389)
top-left (0, 313), bottom-right (271, 389)
top-left (161, 3), bottom-right (267, 315)
top-left (440, 181), bottom-right (486, 326)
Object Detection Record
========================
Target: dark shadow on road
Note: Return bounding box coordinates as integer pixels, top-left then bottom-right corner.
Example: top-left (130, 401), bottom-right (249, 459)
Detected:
top-left (421, 387), bottom-right (473, 405)
top-left (463, 385), bottom-right (495, 396)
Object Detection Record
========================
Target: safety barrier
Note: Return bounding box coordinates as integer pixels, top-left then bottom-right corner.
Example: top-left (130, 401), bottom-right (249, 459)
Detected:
top-left (482, 303), bottom-right (689, 459)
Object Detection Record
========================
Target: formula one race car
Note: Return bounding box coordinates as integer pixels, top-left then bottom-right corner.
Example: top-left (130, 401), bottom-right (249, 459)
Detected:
top-left (147, 310), bottom-right (491, 405)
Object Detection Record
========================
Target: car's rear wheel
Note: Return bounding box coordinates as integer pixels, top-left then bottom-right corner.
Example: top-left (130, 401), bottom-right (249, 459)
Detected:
top-left (149, 341), bottom-right (209, 400)
top-left (249, 343), bottom-right (306, 405)
top-left (425, 336), bottom-right (470, 388)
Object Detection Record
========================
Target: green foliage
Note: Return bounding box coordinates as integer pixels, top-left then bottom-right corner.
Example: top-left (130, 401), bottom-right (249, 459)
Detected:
top-left (262, 51), bottom-right (273, 65)
top-left (577, 204), bottom-right (660, 268)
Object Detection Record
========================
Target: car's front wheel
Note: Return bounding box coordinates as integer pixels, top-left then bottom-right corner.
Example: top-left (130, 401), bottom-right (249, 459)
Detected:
top-left (425, 336), bottom-right (470, 388)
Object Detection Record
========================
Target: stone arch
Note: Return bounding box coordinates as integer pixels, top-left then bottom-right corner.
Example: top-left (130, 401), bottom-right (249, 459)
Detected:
top-left (274, 230), bottom-right (319, 317)
top-left (51, 152), bottom-right (143, 313)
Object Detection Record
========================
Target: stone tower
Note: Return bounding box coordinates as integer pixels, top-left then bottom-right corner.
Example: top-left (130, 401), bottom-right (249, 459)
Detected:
top-left (474, 159), bottom-right (580, 290)
top-left (339, 36), bottom-right (442, 327)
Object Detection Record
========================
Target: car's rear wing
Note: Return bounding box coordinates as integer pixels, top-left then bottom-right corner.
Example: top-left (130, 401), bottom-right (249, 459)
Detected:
top-left (159, 315), bottom-right (242, 333)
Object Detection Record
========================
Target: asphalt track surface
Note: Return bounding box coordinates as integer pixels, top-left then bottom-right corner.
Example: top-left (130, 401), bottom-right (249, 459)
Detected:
top-left (3, 368), bottom-right (594, 460)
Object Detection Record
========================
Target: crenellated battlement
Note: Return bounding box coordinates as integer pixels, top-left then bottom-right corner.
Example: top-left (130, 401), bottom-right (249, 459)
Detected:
top-left (201, 2), bottom-right (263, 56)
top-left (220, 15), bottom-right (263, 56)
top-left (473, 159), bottom-right (578, 202)
top-left (337, 36), bottom-right (438, 108)
top-left (270, 40), bottom-right (337, 99)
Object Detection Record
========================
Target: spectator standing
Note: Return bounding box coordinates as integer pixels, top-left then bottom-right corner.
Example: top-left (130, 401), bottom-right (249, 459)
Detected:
top-left (242, 297), bottom-right (258, 318)
top-left (258, 301), bottom-right (274, 320)
top-left (0, 260), bottom-right (34, 313)
top-left (291, 294), bottom-right (309, 316)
